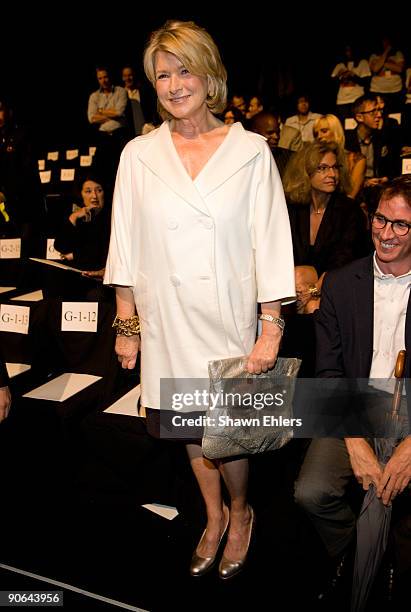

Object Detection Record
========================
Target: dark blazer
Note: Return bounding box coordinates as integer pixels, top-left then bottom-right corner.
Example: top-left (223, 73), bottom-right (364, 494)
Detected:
top-left (345, 127), bottom-right (401, 180)
top-left (0, 357), bottom-right (9, 387)
top-left (54, 208), bottom-right (110, 271)
top-left (287, 193), bottom-right (367, 277)
top-left (315, 255), bottom-right (411, 378)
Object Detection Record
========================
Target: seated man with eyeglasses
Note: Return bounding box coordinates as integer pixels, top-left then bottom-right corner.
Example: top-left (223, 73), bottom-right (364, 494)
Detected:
top-left (345, 94), bottom-right (401, 195)
top-left (294, 175), bottom-right (411, 602)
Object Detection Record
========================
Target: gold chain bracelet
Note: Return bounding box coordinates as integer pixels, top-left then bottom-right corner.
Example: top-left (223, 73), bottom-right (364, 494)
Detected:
top-left (112, 314), bottom-right (140, 336)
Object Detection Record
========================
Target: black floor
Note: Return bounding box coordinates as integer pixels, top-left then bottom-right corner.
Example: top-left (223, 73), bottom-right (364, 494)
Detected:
top-left (0, 400), bottom-right (406, 611)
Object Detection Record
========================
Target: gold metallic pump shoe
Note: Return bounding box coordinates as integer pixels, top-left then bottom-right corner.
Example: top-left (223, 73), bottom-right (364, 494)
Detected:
top-left (189, 506), bottom-right (230, 577)
top-left (218, 506), bottom-right (255, 580)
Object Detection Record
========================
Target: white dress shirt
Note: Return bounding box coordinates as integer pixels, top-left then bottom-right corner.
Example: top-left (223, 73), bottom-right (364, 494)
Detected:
top-left (370, 254), bottom-right (411, 389)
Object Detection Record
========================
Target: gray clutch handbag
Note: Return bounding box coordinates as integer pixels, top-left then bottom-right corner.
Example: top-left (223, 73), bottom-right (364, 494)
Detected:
top-left (202, 356), bottom-right (301, 459)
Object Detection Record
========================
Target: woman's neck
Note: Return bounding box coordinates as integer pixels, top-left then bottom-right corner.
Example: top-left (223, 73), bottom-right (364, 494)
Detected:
top-left (171, 109), bottom-right (222, 139)
top-left (311, 190), bottom-right (331, 212)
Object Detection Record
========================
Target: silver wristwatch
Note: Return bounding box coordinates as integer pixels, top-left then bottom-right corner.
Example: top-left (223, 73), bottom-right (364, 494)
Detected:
top-left (258, 314), bottom-right (285, 334)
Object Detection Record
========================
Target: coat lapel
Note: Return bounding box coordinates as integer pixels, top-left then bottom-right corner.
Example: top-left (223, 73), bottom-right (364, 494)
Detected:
top-left (194, 122), bottom-right (260, 198)
top-left (353, 256), bottom-right (374, 377)
top-left (137, 122), bottom-right (260, 214)
top-left (137, 121), bottom-right (210, 215)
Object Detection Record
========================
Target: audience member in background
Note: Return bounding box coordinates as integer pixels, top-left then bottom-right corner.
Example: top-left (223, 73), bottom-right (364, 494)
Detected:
top-left (104, 20), bottom-right (295, 580)
top-left (0, 356), bottom-right (11, 424)
top-left (278, 124), bottom-right (303, 152)
top-left (229, 93), bottom-right (247, 116)
top-left (54, 172), bottom-right (111, 280)
top-left (283, 140), bottom-right (366, 314)
top-left (250, 111), bottom-right (293, 178)
top-left (284, 94), bottom-right (321, 143)
top-left (121, 65), bottom-right (146, 136)
top-left (281, 141), bottom-right (366, 375)
top-left (245, 95), bottom-right (264, 121)
top-left (313, 114), bottom-right (366, 200)
top-left (331, 43), bottom-right (371, 121)
top-left (87, 66), bottom-right (129, 186)
top-left (0, 98), bottom-right (45, 255)
top-left (345, 95), bottom-right (401, 209)
top-left (369, 34), bottom-right (405, 114)
top-left (222, 105), bottom-right (245, 126)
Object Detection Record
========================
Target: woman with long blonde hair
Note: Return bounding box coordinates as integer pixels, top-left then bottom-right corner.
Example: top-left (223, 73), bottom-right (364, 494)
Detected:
top-left (313, 114), bottom-right (366, 200)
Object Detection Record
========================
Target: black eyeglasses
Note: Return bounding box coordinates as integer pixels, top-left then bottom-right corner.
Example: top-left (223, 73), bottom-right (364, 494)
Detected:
top-left (359, 107), bottom-right (382, 116)
top-left (370, 213), bottom-right (411, 236)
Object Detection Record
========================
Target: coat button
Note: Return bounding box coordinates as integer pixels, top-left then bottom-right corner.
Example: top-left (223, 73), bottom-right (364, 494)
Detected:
top-left (199, 217), bottom-right (214, 230)
top-left (166, 217), bottom-right (178, 230)
top-left (170, 274), bottom-right (181, 287)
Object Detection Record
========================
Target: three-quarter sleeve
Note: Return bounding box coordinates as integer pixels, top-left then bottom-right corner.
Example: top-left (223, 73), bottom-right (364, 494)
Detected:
top-left (104, 145), bottom-right (135, 287)
top-left (252, 143), bottom-right (296, 305)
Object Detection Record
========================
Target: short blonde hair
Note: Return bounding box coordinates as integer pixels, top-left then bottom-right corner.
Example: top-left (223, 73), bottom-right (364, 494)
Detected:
top-left (313, 114), bottom-right (346, 148)
top-left (283, 141), bottom-right (351, 204)
top-left (144, 20), bottom-right (227, 120)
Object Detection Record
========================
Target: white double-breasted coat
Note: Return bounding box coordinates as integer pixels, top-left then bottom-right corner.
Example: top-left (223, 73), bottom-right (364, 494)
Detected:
top-left (104, 121), bottom-right (295, 408)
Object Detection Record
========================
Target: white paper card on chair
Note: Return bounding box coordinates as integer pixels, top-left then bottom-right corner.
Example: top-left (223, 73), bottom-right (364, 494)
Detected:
top-left (61, 302), bottom-right (98, 332)
top-left (23, 373), bottom-right (101, 402)
top-left (141, 503), bottom-right (179, 521)
top-left (11, 290), bottom-right (43, 302)
top-left (0, 238), bottom-right (21, 259)
top-left (89, 146), bottom-right (97, 157)
top-left (6, 363), bottom-right (31, 378)
top-left (38, 159), bottom-right (45, 171)
top-left (0, 304), bottom-right (30, 334)
top-left (66, 149), bottom-right (79, 160)
top-left (46, 238), bottom-right (61, 260)
top-left (47, 151), bottom-right (59, 161)
top-left (39, 170), bottom-right (51, 184)
top-left (104, 385), bottom-right (141, 416)
top-left (0, 287), bottom-right (16, 294)
top-left (80, 155), bottom-right (92, 167)
top-left (345, 118), bottom-right (357, 130)
top-left (60, 168), bottom-right (75, 182)
top-left (402, 159), bottom-right (411, 175)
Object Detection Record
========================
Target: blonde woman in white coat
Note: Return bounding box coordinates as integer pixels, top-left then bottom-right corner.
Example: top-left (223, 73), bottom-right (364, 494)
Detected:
top-left (104, 20), bottom-right (295, 580)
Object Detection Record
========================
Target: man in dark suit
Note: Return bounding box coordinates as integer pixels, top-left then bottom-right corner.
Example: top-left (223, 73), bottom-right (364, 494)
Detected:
top-left (0, 356), bottom-right (11, 423)
top-left (345, 94), bottom-right (401, 184)
top-left (295, 176), bottom-right (411, 576)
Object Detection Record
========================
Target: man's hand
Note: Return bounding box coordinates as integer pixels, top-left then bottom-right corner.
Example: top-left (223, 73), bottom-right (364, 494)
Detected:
top-left (377, 437), bottom-right (411, 505)
top-left (296, 287), bottom-right (320, 314)
top-left (82, 268), bottom-right (105, 281)
top-left (115, 335), bottom-right (140, 369)
top-left (364, 177), bottom-right (388, 188)
top-left (0, 386), bottom-right (11, 423)
top-left (345, 438), bottom-right (383, 491)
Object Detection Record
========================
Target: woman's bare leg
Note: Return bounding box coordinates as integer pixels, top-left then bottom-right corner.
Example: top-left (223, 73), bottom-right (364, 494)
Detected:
top-left (219, 457), bottom-right (253, 560)
top-left (186, 443), bottom-right (228, 557)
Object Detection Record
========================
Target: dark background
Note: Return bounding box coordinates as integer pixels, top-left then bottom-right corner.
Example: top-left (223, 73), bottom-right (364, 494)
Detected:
top-left (2, 8), bottom-right (410, 150)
